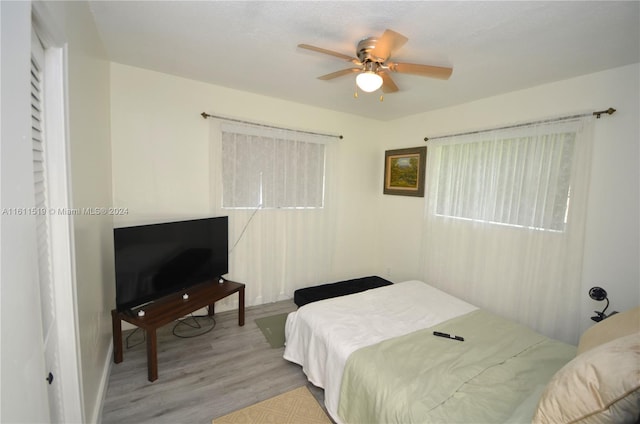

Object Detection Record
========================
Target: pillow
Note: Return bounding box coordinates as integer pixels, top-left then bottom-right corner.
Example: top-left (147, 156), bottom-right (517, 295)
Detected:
top-left (578, 306), bottom-right (640, 355)
top-left (533, 332), bottom-right (640, 424)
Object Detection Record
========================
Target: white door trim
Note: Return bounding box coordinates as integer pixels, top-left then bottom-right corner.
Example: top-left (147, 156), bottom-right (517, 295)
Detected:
top-left (32, 3), bottom-right (85, 422)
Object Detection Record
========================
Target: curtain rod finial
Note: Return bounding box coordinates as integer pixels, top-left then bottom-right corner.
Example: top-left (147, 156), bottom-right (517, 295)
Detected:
top-left (593, 107), bottom-right (616, 118)
top-left (201, 112), bottom-right (209, 119)
top-left (424, 137), bottom-right (429, 142)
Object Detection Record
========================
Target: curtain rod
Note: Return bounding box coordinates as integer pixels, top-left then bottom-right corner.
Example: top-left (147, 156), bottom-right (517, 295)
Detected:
top-left (423, 107), bottom-right (616, 142)
top-left (201, 112), bottom-right (343, 140)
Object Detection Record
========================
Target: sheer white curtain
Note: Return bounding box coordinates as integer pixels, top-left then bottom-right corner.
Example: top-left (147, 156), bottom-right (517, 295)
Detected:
top-left (209, 120), bottom-right (338, 306)
top-left (420, 117), bottom-right (594, 344)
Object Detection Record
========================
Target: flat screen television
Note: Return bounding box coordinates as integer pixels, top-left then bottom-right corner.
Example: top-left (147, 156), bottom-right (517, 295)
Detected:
top-left (113, 216), bottom-right (228, 311)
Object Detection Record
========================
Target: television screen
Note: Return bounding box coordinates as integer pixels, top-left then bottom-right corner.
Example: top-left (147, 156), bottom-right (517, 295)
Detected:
top-left (114, 216), bottom-right (228, 311)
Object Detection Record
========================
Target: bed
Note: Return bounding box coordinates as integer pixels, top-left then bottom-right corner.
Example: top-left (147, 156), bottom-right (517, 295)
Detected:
top-left (283, 280), bottom-right (640, 424)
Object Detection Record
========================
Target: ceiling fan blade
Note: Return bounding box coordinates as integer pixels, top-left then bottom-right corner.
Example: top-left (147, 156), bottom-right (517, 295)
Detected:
top-left (380, 72), bottom-right (399, 93)
top-left (298, 44), bottom-right (359, 63)
top-left (318, 68), bottom-right (361, 80)
top-left (388, 62), bottom-right (453, 80)
top-left (371, 29), bottom-right (408, 61)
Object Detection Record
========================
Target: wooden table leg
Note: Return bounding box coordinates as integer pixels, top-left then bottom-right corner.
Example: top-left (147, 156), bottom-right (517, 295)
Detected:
top-left (111, 310), bottom-right (123, 363)
top-left (147, 329), bottom-right (158, 382)
top-left (239, 287), bottom-right (245, 326)
top-left (207, 303), bottom-right (215, 317)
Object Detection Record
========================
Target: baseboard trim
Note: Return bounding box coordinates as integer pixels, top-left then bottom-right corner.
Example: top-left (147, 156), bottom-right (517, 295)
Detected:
top-left (89, 341), bottom-right (113, 424)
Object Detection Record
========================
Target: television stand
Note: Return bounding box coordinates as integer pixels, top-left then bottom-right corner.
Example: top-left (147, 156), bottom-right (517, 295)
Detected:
top-left (111, 279), bottom-right (245, 382)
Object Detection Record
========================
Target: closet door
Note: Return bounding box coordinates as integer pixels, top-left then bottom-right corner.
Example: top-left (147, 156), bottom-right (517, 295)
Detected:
top-left (31, 27), bottom-right (64, 423)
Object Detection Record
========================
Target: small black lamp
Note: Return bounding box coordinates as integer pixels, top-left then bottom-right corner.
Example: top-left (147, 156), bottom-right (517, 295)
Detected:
top-left (588, 286), bottom-right (609, 322)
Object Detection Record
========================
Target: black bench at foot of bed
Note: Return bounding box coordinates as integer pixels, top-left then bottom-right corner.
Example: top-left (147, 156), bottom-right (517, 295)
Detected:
top-left (294, 275), bottom-right (393, 307)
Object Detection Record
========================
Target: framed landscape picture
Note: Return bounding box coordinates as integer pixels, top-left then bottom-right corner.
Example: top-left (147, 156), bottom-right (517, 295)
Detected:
top-left (383, 146), bottom-right (427, 197)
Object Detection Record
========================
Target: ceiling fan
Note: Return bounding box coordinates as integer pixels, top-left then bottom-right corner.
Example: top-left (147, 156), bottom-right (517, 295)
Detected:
top-left (299, 29), bottom-right (453, 94)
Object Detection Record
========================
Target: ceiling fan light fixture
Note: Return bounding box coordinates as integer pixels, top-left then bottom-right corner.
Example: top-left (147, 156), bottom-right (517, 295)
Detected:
top-left (300, 29), bottom-right (453, 96)
top-left (356, 71), bottom-right (383, 92)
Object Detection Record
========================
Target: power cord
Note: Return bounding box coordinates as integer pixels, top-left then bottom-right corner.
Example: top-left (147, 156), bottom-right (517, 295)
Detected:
top-left (124, 313), bottom-right (217, 349)
top-left (228, 203), bottom-right (261, 255)
top-left (172, 314), bottom-right (216, 338)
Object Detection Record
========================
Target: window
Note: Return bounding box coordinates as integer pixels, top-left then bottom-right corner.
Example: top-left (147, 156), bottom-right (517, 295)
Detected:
top-left (433, 125), bottom-right (577, 231)
top-left (220, 122), bottom-right (327, 209)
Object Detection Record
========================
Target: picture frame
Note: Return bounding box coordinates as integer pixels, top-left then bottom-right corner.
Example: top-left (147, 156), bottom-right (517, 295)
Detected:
top-left (383, 146), bottom-right (427, 197)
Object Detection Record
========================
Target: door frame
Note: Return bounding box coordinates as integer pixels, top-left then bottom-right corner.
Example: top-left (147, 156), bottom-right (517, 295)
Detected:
top-left (32, 3), bottom-right (84, 422)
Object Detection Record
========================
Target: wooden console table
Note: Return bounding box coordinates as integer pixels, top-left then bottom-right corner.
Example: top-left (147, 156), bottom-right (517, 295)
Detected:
top-left (111, 279), bottom-right (245, 382)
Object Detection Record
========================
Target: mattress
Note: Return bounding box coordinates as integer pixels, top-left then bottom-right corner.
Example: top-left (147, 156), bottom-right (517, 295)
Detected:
top-left (283, 280), bottom-right (478, 422)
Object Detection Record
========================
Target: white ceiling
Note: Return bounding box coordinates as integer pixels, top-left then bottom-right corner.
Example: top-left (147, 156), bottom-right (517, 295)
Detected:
top-left (88, 1), bottom-right (639, 121)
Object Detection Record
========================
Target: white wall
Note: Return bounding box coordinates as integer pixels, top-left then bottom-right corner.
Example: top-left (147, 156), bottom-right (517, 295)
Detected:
top-left (578, 65), bottom-right (640, 333)
top-left (54, 2), bottom-right (114, 421)
top-left (380, 64), bottom-right (640, 335)
top-left (109, 63), bottom-right (387, 309)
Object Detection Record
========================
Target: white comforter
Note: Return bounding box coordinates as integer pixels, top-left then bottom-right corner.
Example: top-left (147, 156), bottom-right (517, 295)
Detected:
top-left (283, 280), bottom-right (478, 422)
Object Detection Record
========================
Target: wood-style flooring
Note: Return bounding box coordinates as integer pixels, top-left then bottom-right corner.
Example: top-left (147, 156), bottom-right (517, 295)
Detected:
top-left (101, 299), bottom-right (326, 424)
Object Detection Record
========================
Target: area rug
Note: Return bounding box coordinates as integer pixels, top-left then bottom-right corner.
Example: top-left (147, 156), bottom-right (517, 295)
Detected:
top-left (254, 312), bottom-right (288, 348)
top-left (212, 386), bottom-right (331, 424)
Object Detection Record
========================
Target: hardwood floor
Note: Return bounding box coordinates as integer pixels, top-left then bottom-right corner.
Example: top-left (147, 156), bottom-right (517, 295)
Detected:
top-left (102, 299), bottom-right (326, 424)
